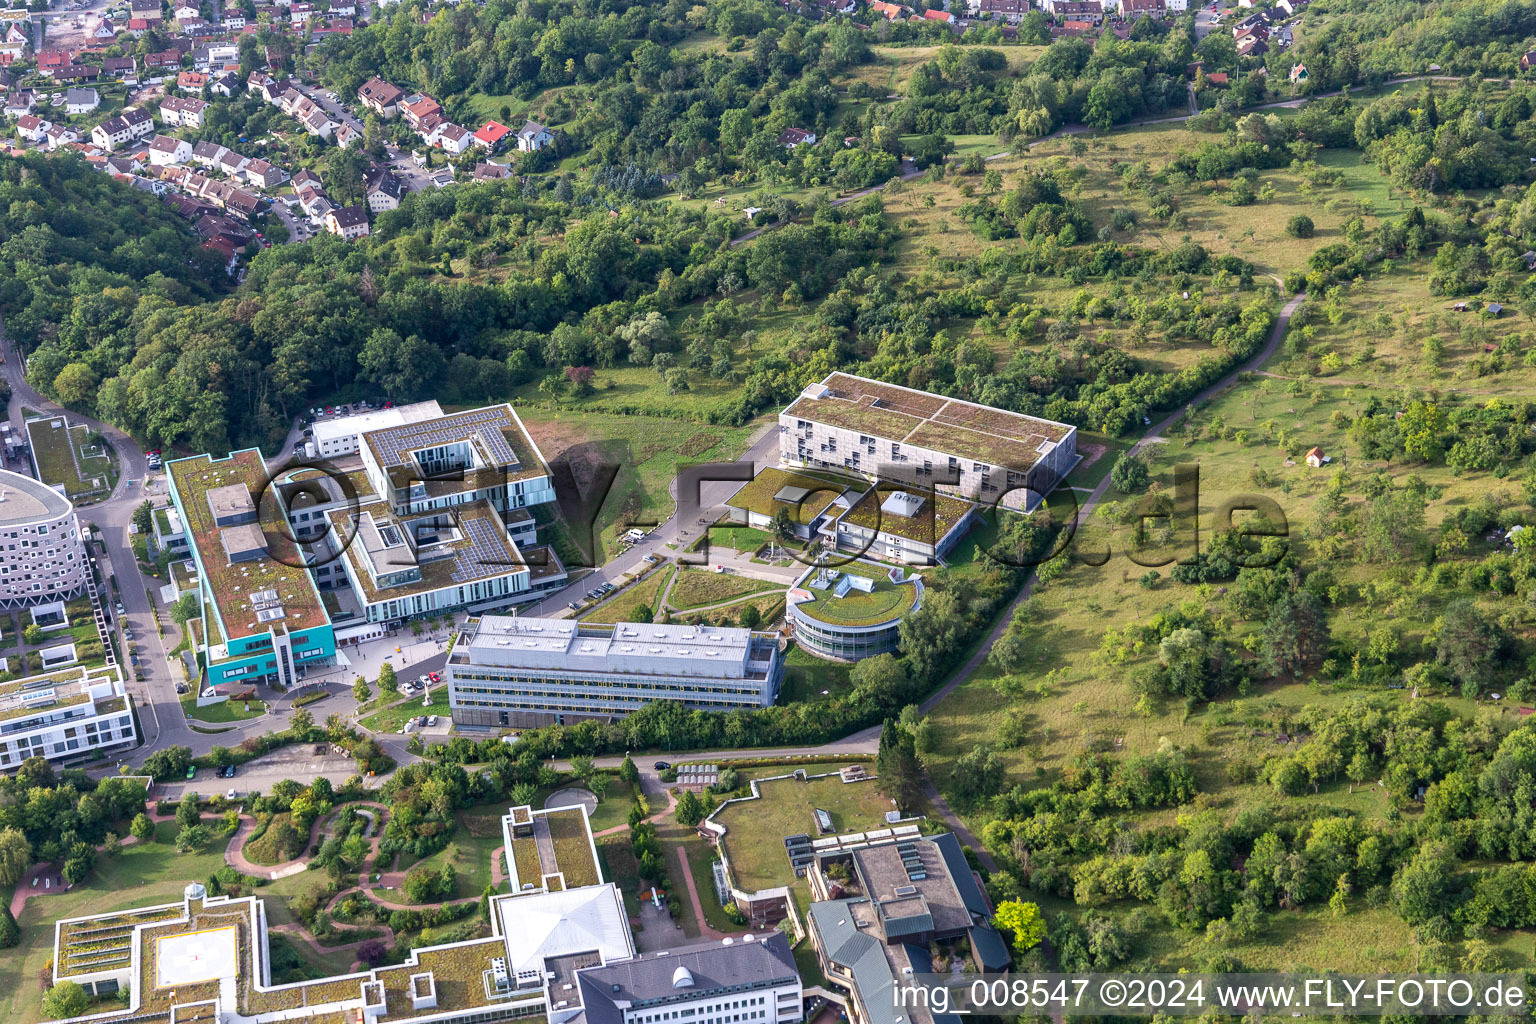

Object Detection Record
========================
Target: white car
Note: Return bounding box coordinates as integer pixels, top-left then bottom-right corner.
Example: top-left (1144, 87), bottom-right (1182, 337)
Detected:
top-left (225, 789), bottom-right (238, 800)
top-left (427, 715), bottom-right (438, 727)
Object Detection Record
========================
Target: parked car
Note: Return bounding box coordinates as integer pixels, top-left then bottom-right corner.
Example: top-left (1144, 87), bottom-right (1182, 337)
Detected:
top-left (417, 675), bottom-right (430, 688)
top-left (427, 715), bottom-right (438, 727)
top-left (428, 672), bottom-right (441, 683)
top-left (185, 766), bottom-right (196, 779)
top-left (653, 761), bottom-right (671, 771)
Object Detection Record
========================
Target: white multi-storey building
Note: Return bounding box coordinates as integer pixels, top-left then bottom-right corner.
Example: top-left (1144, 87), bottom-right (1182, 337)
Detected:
top-left (0, 468), bottom-right (90, 607)
top-left (447, 615), bottom-right (786, 728)
top-left (306, 401), bottom-right (444, 459)
top-left (779, 373), bottom-right (1078, 512)
top-left (0, 665), bottom-right (135, 770)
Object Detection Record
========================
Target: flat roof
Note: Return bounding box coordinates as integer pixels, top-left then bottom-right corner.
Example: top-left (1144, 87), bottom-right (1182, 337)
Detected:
top-left (460, 615), bottom-right (771, 676)
top-left (0, 466), bottom-right (72, 526)
top-left (784, 372), bottom-right (1074, 472)
top-left (361, 404), bottom-right (551, 491)
top-left (0, 664), bottom-right (122, 725)
top-left (327, 499), bottom-right (526, 605)
top-left (311, 400), bottom-right (444, 443)
top-left (836, 486), bottom-right (974, 544)
top-left (168, 449), bottom-right (329, 639)
top-left (725, 466), bottom-right (849, 526)
top-left (789, 562), bottom-right (917, 628)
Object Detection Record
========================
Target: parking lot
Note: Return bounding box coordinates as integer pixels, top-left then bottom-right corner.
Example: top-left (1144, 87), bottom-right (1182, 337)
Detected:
top-left (154, 745), bottom-right (380, 801)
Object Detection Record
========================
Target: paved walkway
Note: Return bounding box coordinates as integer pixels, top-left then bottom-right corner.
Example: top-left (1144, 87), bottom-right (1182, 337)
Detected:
top-left (673, 846), bottom-right (727, 941)
top-left (9, 833), bottom-right (142, 919)
top-left (225, 811), bottom-right (326, 880)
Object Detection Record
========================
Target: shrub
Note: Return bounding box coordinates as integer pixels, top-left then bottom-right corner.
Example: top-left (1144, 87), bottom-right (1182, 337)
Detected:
top-left (1286, 214), bottom-right (1315, 238)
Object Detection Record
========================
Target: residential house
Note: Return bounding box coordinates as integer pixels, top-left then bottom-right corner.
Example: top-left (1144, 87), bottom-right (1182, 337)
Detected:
top-left (921, 7), bottom-right (954, 22)
top-left (324, 204), bottom-right (369, 239)
top-left (289, 2), bottom-right (312, 22)
top-left (777, 127), bottom-right (815, 148)
top-left (1304, 447), bottom-right (1326, 468)
top-left (1517, 50), bottom-right (1534, 72)
top-left (364, 166), bottom-right (404, 211)
top-left (242, 157), bottom-right (287, 188)
top-left (194, 212), bottom-right (250, 249)
top-left (172, 2), bottom-right (200, 17)
top-left (4, 91), bottom-right (35, 119)
top-left (473, 162), bottom-right (508, 182)
top-left (210, 70), bottom-right (238, 95)
top-left (190, 138), bottom-right (226, 166)
top-left (0, 24), bottom-right (27, 57)
top-left (130, 0), bottom-right (164, 20)
top-left (291, 167), bottom-right (322, 191)
top-left (148, 133), bottom-right (192, 166)
top-left (313, 18), bottom-right (352, 35)
top-left (1120, 0), bottom-right (1166, 16)
top-left (103, 56), bottom-right (138, 77)
top-left (160, 95), bottom-right (209, 127)
top-left (472, 119), bottom-right (510, 150)
top-left (975, 0), bottom-right (1027, 23)
top-left (301, 106), bottom-right (334, 138)
top-left (178, 69), bottom-right (209, 90)
top-left (36, 51), bottom-right (69, 75)
top-left (223, 188), bottom-right (264, 220)
top-left (94, 19), bottom-right (119, 38)
top-left (868, 0), bottom-right (905, 18)
top-left (90, 106), bottom-right (154, 150)
top-left (357, 76), bottom-right (403, 117)
top-left (248, 72), bottom-right (282, 103)
top-left (44, 123), bottom-right (80, 150)
top-left (65, 88), bottom-right (99, 114)
top-left (434, 121), bottom-right (471, 154)
top-left (296, 184), bottom-right (332, 219)
top-left (1236, 34), bottom-right (1267, 56)
top-left (401, 93), bottom-right (442, 129)
top-left (1044, 0), bottom-right (1101, 15)
top-left (14, 114), bottom-right (50, 144)
top-left (515, 118), bottom-right (552, 151)
top-left (55, 65), bottom-right (103, 83)
top-left (126, 18), bottom-right (151, 32)
top-left (144, 49), bottom-right (183, 70)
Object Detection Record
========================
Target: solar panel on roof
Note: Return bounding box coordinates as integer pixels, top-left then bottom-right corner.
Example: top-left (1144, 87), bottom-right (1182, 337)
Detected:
top-left (366, 407), bottom-right (520, 469)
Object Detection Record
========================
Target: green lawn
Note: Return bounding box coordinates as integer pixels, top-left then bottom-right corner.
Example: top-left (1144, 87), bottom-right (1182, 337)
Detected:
top-left (790, 562), bottom-right (915, 626)
top-left (667, 569), bottom-right (780, 611)
top-left (360, 687), bottom-right (449, 733)
top-left (0, 820), bottom-right (230, 1024)
top-left (712, 770), bottom-right (889, 893)
top-left (26, 416), bottom-right (116, 499)
top-left (519, 410), bottom-right (766, 563)
top-left (779, 645), bottom-right (854, 704)
top-left (694, 526), bottom-right (772, 555)
top-left (393, 806), bottom-right (508, 900)
top-left (581, 564), bottom-right (674, 624)
top-left (181, 695), bottom-right (267, 724)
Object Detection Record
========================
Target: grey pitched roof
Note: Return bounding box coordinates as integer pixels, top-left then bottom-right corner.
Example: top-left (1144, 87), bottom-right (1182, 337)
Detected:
top-left (574, 933), bottom-right (797, 1024)
top-left (809, 900), bottom-right (960, 1024)
top-left (966, 924), bottom-right (1010, 971)
top-left (930, 833), bottom-right (990, 919)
